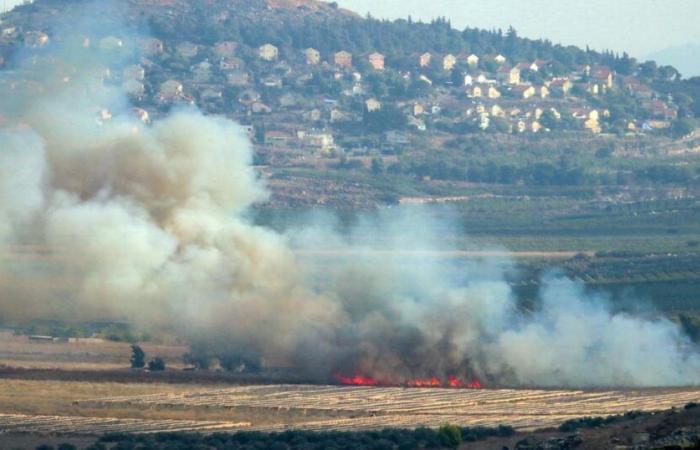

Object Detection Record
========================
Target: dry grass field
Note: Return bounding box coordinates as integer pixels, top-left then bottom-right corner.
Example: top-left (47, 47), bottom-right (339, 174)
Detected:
top-left (0, 379), bottom-right (699, 437)
top-left (0, 332), bottom-right (187, 370)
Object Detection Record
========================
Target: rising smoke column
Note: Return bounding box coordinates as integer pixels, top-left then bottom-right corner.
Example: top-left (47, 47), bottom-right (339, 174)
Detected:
top-left (1, 3), bottom-right (700, 387)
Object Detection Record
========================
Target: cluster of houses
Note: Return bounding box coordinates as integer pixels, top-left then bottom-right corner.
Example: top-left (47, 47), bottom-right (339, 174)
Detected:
top-left (239, 43), bottom-right (678, 146)
top-left (0, 24), bottom-right (683, 157)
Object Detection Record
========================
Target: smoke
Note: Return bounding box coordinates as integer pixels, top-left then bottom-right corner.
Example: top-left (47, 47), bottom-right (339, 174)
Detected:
top-left (1, 5), bottom-right (700, 388)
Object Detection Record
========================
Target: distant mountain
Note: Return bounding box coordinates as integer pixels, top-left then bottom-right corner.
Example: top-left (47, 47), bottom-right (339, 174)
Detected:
top-left (645, 43), bottom-right (700, 78)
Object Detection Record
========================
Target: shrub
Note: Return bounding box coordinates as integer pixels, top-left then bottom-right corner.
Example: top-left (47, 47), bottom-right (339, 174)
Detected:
top-left (437, 424), bottom-right (462, 449)
top-left (148, 357), bottom-right (166, 371)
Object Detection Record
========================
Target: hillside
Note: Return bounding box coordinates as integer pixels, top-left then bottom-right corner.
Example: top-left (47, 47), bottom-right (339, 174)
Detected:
top-left (1, 0), bottom-right (699, 208)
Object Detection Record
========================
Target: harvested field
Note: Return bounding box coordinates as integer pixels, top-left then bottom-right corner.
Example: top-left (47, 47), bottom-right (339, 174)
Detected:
top-left (0, 413), bottom-right (250, 434)
top-left (1, 380), bottom-right (699, 436)
top-left (77, 385), bottom-right (700, 432)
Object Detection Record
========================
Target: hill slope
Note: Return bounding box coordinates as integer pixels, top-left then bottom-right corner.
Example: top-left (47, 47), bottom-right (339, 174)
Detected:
top-left (0, 0), bottom-right (698, 210)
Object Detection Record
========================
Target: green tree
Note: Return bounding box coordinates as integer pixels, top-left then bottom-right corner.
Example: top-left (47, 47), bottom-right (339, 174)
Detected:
top-left (371, 157), bottom-right (385, 174)
top-left (670, 118), bottom-right (695, 139)
top-left (438, 424), bottom-right (463, 449)
top-left (58, 444), bottom-right (78, 450)
top-left (130, 344), bottom-right (145, 369)
top-left (148, 357), bottom-right (166, 371)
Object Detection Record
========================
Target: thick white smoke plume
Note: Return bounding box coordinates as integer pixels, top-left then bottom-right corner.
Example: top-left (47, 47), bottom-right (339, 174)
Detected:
top-left (1, 8), bottom-right (699, 388)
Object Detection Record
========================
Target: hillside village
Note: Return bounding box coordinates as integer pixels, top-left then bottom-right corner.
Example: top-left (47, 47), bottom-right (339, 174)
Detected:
top-left (1, 0), bottom-right (699, 207)
top-left (0, 1), bottom-right (686, 151)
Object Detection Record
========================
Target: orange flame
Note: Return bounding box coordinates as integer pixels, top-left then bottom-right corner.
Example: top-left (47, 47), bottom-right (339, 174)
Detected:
top-left (334, 373), bottom-right (483, 389)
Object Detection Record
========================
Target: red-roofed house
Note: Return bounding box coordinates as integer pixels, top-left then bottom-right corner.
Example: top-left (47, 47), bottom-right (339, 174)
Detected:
top-left (592, 66), bottom-right (614, 88)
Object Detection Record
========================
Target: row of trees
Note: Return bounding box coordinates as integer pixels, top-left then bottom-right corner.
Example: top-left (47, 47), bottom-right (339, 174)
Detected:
top-left (377, 157), bottom-right (698, 187)
top-left (142, 1), bottom-right (682, 84)
top-left (77, 424), bottom-right (515, 450)
top-left (130, 345), bottom-right (166, 371)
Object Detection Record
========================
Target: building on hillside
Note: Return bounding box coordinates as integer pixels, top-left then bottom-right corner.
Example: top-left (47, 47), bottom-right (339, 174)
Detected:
top-left (123, 79), bottom-right (145, 98)
top-left (518, 120), bottom-right (542, 133)
top-left (251, 102), bottom-right (272, 114)
top-left (24, 31), bottom-right (49, 48)
top-left (123, 64), bottom-right (145, 81)
top-left (138, 37), bottom-right (164, 55)
top-left (238, 89), bottom-right (261, 105)
top-left (483, 54), bottom-right (507, 65)
top-left (304, 47), bottom-right (320, 65)
top-left (571, 108), bottom-right (601, 133)
top-left (262, 75), bottom-right (283, 88)
top-left (131, 108), bottom-right (150, 123)
top-left (259, 43), bottom-right (279, 61)
top-left (98, 36), bottom-right (123, 51)
top-left (469, 84), bottom-right (501, 99)
top-left (532, 60), bottom-right (550, 71)
top-left (334, 51), bottom-right (353, 68)
top-left (365, 98), bottom-right (382, 112)
top-left (191, 61), bottom-right (212, 83)
top-left (442, 53), bottom-right (457, 71)
top-left (159, 79), bottom-right (183, 98)
top-left (516, 62), bottom-right (535, 72)
top-left (537, 85), bottom-right (550, 99)
top-left (304, 109), bottom-right (322, 122)
top-left (278, 93), bottom-right (298, 108)
top-left (549, 78), bottom-right (572, 95)
top-left (418, 74), bottom-right (433, 86)
top-left (592, 65), bottom-right (614, 88)
top-left (474, 73), bottom-right (489, 84)
top-left (302, 132), bottom-right (335, 152)
top-left (412, 102), bottom-right (425, 116)
top-left (511, 85), bottom-right (535, 99)
top-left (645, 100), bottom-right (678, 120)
top-left (623, 79), bottom-right (654, 100)
top-left (369, 52), bottom-right (385, 70)
top-left (418, 52), bottom-right (432, 67)
top-left (385, 130), bottom-right (411, 146)
top-left (226, 71), bottom-right (249, 86)
top-left (490, 104), bottom-right (505, 118)
top-left (497, 65), bottom-right (521, 85)
top-left (408, 115), bottom-right (426, 131)
top-left (265, 130), bottom-right (295, 147)
top-left (200, 87), bottom-right (223, 100)
top-left (219, 56), bottom-right (245, 71)
top-left (213, 41), bottom-right (238, 57)
top-left (330, 108), bottom-right (348, 122)
top-left (467, 54), bottom-right (479, 68)
top-left (175, 41), bottom-right (198, 59)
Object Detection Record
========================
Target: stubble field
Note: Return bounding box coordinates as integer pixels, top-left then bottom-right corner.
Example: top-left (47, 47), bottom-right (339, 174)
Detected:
top-left (0, 379), bottom-right (699, 437)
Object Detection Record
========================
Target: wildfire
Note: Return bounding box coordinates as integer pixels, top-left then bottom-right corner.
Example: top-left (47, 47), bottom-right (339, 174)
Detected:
top-left (335, 374), bottom-right (381, 386)
top-left (334, 374), bottom-right (483, 389)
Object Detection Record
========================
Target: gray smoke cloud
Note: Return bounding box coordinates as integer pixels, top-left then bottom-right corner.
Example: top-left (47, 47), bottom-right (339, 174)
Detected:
top-left (1, 6), bottom-right (699, 388)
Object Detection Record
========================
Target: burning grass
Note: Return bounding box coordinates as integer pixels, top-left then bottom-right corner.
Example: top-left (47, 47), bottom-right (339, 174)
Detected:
top-left (334, 373), bottom-right (482, 389)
